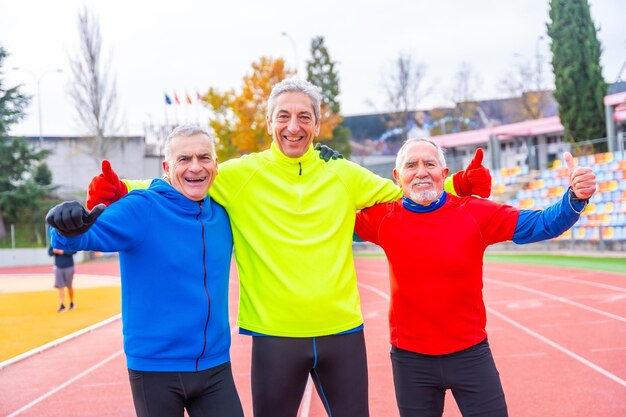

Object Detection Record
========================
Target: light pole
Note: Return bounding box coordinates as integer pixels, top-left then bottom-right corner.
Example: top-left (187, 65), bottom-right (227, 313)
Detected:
top-left (11, 67), bottom-right (64, 144)
top-left (281, 32), bottom-right (298, 74)
top-left (535, 35), bottom-right (544, 91)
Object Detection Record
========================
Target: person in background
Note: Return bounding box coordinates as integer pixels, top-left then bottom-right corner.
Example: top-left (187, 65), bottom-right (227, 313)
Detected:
top-left (46, 125), bottom-right (244, 417)
top-left (83, 77), bottom-right (492, 417)
top-left (355, 137), bottom-right (596, 417)
top-left (48, 245), bottom-right (77, 312)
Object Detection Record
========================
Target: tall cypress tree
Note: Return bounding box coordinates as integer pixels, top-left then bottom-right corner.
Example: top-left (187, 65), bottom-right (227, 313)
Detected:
top-left (547, 0), bottom-right (607, 145)
top-left (306, 36), bottom-right (351, 158)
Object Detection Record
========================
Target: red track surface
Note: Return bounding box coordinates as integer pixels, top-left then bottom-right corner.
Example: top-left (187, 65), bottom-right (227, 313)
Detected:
top-left (1, 258), bottom-right (625, 416)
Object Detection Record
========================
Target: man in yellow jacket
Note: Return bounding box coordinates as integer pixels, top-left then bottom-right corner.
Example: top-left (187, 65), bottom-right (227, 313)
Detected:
top-left (86, 77), bottom-right (491, 417)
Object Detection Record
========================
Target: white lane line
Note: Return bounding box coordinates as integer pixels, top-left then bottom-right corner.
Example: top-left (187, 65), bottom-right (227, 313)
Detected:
top-left (358, 282), bottom-right (390, 301)
top-left (7, 323), bottom-right (241, 416)
top-left (6, 350), bottom-right (125, 417)
top-left (538, 320), bottom-right (608, 328)
top-left (590, 346), bottom-right (626, 353)
top-left (487, 306), bottom-right (626, 388)
top-left (485, 278), bottom-right (626, 323)
top-left (360, 273), bottom-right (626, 388)
top-left (494, 352), bottom-right (547, 359)
top-left (0, 314), bottom-right (122, 369)
top-left (485, 267), bottom-right (626, 293)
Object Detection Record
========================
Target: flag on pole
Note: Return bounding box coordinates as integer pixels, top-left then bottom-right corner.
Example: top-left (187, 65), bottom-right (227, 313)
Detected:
top-left (186, 92), bottom-right (193, 105)
top-left (174, 93), bottom-right (180, 105)
top-left (197, 91), bottom-right (203, 101)
top-left (165, 93), bottom-right (172, 105)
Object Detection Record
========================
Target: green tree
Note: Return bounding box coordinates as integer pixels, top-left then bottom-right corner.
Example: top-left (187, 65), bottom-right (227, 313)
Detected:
top-left (0, 44), bottom-right (56, 244)
top-left (547, 0), bottom-right (607, 146)
top-left (0, 45), bottom-right (30, 137)
top-left (0, 137), bottom-right (52, 244)
top-left (306, 36), bottom-right (351, 158)
top-left (33, 162), bottom-right (53, 186)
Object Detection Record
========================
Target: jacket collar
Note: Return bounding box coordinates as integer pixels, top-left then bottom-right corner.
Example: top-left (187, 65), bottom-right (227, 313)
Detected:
top-left (269, 142), bottom-right (315, 167)
top-left (149, 178), bottom-right (208, 205)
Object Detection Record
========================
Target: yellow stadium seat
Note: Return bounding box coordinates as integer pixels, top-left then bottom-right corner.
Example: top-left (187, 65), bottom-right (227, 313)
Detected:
top-left (601, 227), bottom-right (614, 240)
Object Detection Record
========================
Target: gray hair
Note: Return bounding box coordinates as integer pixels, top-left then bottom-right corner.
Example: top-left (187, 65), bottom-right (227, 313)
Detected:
top-left (266, 76), bottom-right (322, 121)
top-left (163, 124), bottom-right (216, 161)
top-left (395, 137), bottom-right (447, 170)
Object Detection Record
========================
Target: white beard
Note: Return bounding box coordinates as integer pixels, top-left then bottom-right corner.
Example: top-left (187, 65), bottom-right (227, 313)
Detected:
top-left (410, 189), bottom-right (438, 203)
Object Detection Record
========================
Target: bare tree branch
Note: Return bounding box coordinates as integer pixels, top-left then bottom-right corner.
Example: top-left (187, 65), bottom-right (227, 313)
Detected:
top-left (499, 56), bottom-right (550, 120)
top-left (380, 53), bottom-right (430, 134)
top-left (449, 62), bottom-right (482, 131)
top-left (68, 6), bottom-right (119, 161)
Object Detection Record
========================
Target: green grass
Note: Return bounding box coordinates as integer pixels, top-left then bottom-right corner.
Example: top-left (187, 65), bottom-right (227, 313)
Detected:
top-left (355, 251), bottom-right (626, 274)
top-left (483, 253), bottom-right (626, 274)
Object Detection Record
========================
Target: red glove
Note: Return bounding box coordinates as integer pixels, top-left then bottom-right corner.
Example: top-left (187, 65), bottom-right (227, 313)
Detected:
top-left (452, 148), bottom-right (492, 198)
top-left (86, 160), bottom-right (128, 210)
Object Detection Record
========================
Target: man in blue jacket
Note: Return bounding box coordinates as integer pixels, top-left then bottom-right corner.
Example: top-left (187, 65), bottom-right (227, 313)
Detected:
top-left (46, 125), bottom-right (243, 417)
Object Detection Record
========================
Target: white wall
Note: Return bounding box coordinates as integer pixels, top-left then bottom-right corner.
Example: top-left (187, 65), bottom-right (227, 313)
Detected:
top-left (32, 136), bottom-right (150, 198)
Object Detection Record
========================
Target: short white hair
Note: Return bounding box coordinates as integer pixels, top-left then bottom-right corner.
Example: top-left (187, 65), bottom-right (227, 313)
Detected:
top-left (266, 76), bottom-right (322, 121)
top-left (395, 137), bottom-right (446, 170)
top-left (163, 124), bottom-right (216, 161)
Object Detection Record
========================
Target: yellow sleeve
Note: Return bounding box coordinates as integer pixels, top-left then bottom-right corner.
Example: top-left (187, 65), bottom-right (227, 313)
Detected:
top-left (123, 179), bottom-right (152, 191)
top-left (444, 176), bottom-right (457, 196)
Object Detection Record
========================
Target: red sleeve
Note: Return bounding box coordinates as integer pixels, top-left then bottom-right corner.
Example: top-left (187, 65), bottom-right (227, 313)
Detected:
top-left (355, 203), bottom-right (392, 245)
top-left (463, 198), bottom-right (520, 245)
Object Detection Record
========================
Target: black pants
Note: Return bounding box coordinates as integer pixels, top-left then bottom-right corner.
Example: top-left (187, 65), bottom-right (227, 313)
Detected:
top-left (251, 330), bottom-right (369, 417)
top-left (391, 339), bottom-right (508, 417)
top-left (128, 362), bottom-right (243, 417)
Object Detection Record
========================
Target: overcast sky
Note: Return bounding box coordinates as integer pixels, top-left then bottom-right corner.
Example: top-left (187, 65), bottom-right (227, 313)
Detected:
top-left (2, 0), bottom-right (624, 137)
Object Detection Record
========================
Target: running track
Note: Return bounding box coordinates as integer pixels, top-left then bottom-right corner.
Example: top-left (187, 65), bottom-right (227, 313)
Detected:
top-left (1, 258), bottom-right (625, 416)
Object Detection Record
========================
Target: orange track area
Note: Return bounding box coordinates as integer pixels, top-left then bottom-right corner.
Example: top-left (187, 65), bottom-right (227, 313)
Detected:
top-left (1, 258), bottom-right (625, 416)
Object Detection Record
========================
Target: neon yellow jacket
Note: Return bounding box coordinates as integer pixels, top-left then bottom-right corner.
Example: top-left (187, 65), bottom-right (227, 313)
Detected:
top-left (126, 143), bottom-right (456, 337)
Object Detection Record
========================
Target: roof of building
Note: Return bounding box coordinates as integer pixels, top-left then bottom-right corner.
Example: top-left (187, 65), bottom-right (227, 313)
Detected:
top-left (434, 116), bottom-right (564, 148)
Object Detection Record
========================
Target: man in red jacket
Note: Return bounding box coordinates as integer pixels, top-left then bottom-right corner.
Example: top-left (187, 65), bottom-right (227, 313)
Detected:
top-left (355, 137), bottom-right (596, 417)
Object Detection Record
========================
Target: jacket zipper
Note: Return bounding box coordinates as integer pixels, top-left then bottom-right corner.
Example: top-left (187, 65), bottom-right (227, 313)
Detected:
top-left (195, 201), bottom-right (210, 372)
top-left (297, 162), bottom-right (304, 211)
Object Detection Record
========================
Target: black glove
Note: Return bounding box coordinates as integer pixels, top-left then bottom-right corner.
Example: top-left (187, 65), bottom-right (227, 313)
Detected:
top-left (315, 143), bottom-right (343, 162)
top-left (46, 201), bottom-right (106, 237)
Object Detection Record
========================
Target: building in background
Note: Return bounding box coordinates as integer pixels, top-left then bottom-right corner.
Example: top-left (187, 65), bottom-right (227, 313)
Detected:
top-left (20, 135), bottom-right (162, 199)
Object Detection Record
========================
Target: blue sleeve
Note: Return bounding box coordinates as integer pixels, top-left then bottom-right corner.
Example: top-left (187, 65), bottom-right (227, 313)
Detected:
top-left (512, 187), bottom-right (586, 244)
top-left (51, 229), bottom-right (88, 252)
top-left (50, 194), bottom-right (149, 252)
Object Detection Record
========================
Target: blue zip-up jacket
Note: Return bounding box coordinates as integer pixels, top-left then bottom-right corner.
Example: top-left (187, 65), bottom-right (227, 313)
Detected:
top-left (51, 178), bottom-right (233, 372)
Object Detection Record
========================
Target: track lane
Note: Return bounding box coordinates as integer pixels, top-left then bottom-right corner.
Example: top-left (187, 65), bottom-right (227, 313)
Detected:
top-left (2, 259), bottom-right (625, 416)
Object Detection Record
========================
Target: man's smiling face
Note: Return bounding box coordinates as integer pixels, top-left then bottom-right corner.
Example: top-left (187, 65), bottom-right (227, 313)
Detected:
top-left (266, 91), bottom-right (321, 158)
top-left (162, 133), bottom-right (217, 201)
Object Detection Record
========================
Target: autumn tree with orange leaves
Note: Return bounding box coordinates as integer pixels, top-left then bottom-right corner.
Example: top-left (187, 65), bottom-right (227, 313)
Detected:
top-left (200, 57), bottom-right (293, 161)
top-left (200, 49), bottom-right (348, 161)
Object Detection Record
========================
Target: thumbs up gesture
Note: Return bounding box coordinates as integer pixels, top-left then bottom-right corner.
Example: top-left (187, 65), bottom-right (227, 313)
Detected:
top-left (86, 160), bottom-right (128, 210)
top-left (46, 201), bottom-right (106, 237)
top-left (564, 152), bottom-right (596, 200)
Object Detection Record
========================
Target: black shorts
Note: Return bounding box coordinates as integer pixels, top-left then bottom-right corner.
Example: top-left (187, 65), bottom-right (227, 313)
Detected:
top-left (128, 361), bottom-right (243, 417)
top-left (391, 339), bottom-right (508, 417)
